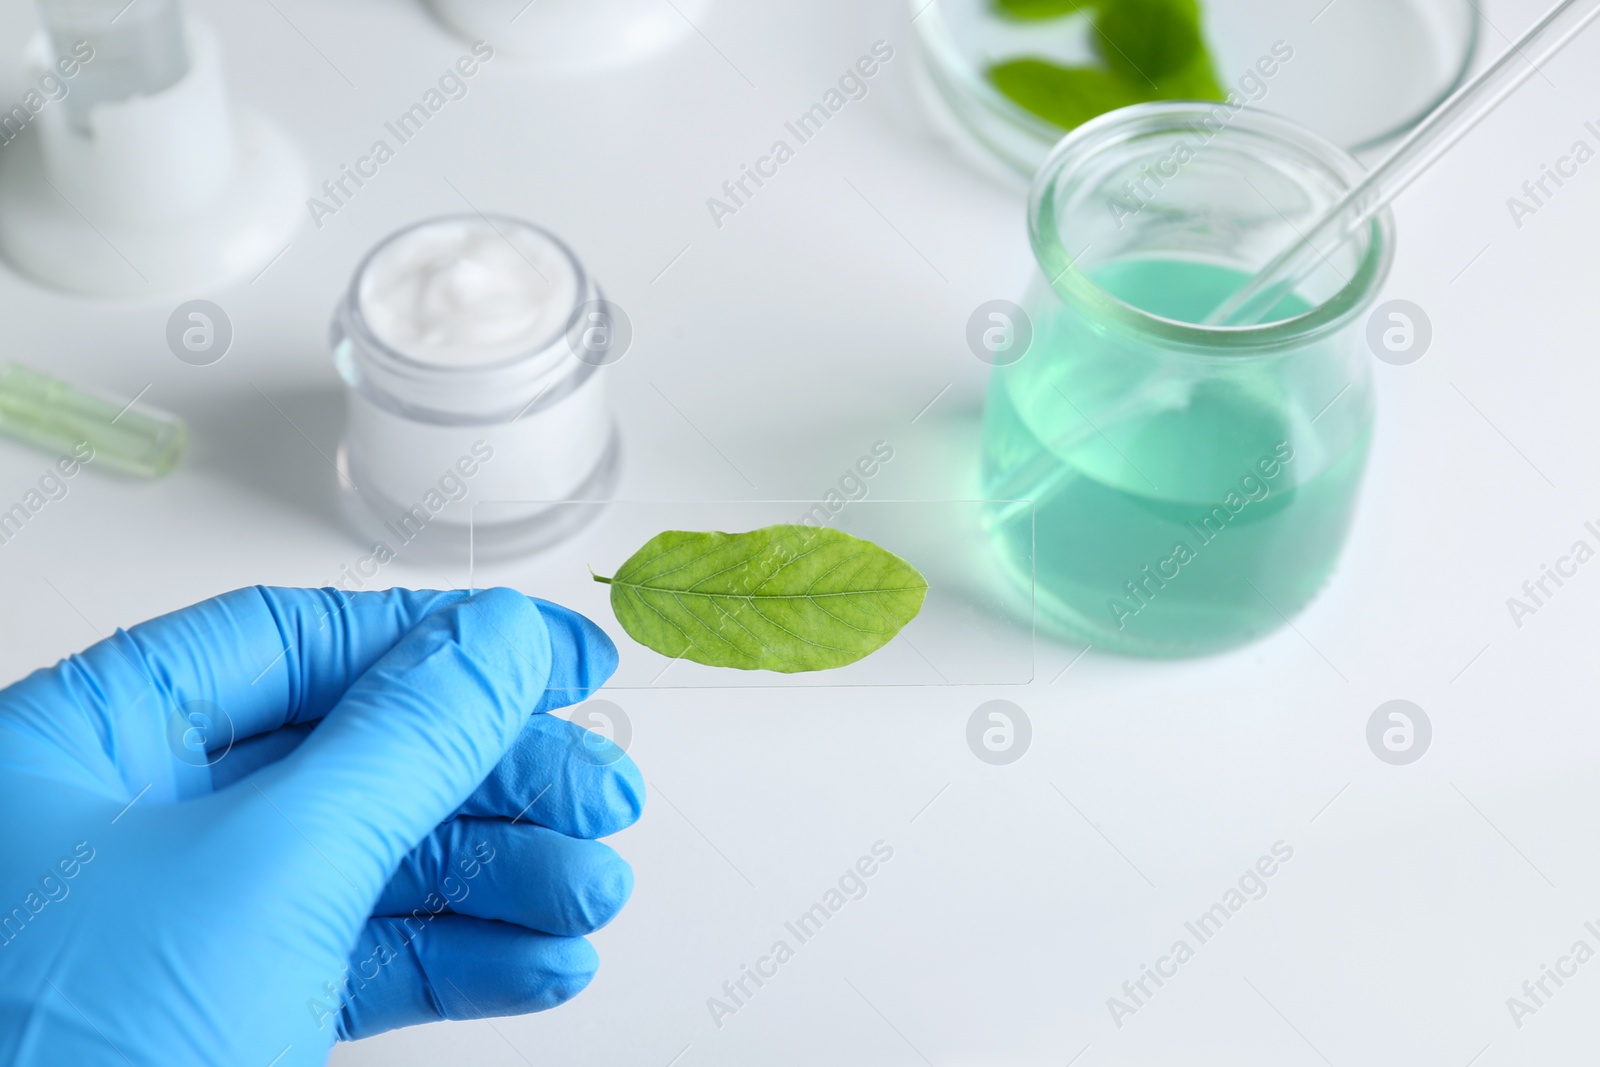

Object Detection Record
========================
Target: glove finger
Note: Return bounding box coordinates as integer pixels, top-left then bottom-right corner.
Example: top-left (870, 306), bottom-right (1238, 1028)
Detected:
top-left (208, 722), bottom-right (315, 790)
top-left (1, 588), bottom-right (616, 790)
top-left (374, 817), bottom-right (633, 937)
top-left (211, 709), bottom-right (645, 840)
top-left (242, 588), bottom-right (616, 727)
top-left (455, 714), bottom-right (645, 839)
top-left (333, 916), bottom-right (597, 1042)
top-left (251, 589), bottom-right (566, 909)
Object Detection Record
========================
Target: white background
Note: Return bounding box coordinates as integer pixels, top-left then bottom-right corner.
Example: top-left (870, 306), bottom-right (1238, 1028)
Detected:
top-left (1, 0), bottom-right (1597, 1064)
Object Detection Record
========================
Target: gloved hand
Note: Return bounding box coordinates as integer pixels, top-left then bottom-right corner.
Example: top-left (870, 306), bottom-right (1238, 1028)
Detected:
top-left (0, 586), bottom-right (643, 1066)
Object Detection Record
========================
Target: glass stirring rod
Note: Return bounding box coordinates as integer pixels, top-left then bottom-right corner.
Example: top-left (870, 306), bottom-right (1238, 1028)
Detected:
top-left (1206, 0), bottom-right (1600, 327)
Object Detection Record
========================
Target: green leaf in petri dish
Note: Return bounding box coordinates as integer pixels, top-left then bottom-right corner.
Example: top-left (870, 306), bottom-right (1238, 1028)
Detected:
top-left (1093, 0), bottom-right (1207, 82)
top-left (986, 0), bottom-right (1226, 131)
top-left (1145, 50), bottom-right (1225, 100)
top-left (993, 0), bottom-right (1098, 20)
top-left (988, 60), bottom-right (1148, 130)
top-left (592, 525), bottom-right (929, 673)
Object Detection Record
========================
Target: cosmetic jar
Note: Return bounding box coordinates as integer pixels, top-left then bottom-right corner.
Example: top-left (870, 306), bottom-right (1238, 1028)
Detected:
top-left (331, 214), bottom-right (620, 558)
top-left (427, 0), bottom-right (710, 72)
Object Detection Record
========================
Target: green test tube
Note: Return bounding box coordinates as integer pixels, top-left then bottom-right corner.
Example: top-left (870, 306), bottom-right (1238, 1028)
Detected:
top-left (0, 363), bottom-right (187, 478)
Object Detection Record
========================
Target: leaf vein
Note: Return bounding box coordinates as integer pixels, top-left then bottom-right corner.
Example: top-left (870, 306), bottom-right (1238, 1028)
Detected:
top-left (685, 544), bottom-right (797, 592)
top-left (800, 550), bottom-right (869, 595)
top-left (626, 586), bottom-right (728, 663)
top-left (664, 590), bottom-right (760, 660)
top-left (607, 582), bottom-right (925, 600)
top-left (702, 593), bottom-right (800, 669)
top-left (745, 599), bottom-right (854, 655)
top-left (617, 540), bottom-right (725, 584)
top-left (753, 539), bottom-right (838, 592)
top-left (812, 598), bottom-right (886, 635)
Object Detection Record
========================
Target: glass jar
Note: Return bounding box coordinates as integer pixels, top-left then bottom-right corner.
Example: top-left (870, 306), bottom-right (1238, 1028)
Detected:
top-left (331, 215), bottom-right (621, 560)
top-left (981, 103), bottom-right (1394, 657)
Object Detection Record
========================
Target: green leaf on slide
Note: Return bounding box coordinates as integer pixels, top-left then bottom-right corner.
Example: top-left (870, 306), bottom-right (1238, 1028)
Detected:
top-left (592, 525), bottom-right (929, 673)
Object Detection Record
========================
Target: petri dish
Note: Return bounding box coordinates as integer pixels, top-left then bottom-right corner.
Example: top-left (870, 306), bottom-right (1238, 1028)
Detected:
top-left (913, 0), bottom-right (1480, 176)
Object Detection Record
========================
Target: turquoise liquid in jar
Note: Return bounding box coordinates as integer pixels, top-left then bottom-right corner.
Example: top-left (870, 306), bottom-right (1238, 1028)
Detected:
top-left (986, 104), bottom-right (1393, 657)
top-left (982, 257), bottom-right (1374, 657)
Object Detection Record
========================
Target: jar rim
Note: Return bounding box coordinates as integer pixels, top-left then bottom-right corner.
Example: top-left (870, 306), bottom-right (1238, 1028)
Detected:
top-left (1027, 102), bottom-right (1396, 354)
top-left (343, 212), bottom-right (593, 378)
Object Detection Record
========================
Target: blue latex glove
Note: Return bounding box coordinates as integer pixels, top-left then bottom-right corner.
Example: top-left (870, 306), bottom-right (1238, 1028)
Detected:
top-left (0, 586), bottom-right (643, 1066)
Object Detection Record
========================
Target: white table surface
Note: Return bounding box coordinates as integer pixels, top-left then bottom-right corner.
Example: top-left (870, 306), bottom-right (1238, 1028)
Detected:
top-left (2, 0), bottom-right (1598, 1064)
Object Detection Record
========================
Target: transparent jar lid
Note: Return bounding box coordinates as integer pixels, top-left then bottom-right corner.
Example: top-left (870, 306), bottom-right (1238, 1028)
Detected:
top-left (913, 0), bottom-right (1479, 176)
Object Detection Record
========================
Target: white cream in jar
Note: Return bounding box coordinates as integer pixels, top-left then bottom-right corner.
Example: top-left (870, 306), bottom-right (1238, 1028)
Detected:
top-left (358, 220), bottom-right (581, 367)
top-left (332, 215), bottom-right (618, 556)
